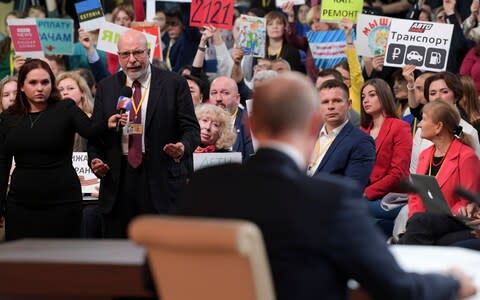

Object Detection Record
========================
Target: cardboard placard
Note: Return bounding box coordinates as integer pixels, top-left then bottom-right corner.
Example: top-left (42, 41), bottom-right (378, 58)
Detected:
top-left (307, 30), bottom-right (348, 69)
top-left (384, 19), bottom-right (453, 72)
top-left (320, 0), bottom-right (363, 23)
top-left (238, 15), bottom-right (266, 58)
top-left (72, 152), bottom-right (99, 195)
top-left (7, 18), bottom-right (44, 58)
top-left (189, 0), bottom-right (235, 30)
top-left (75, 0), bottom-right (105, 32)
top-left (193, 152), bottom-right (242, 171)
top-left (96, 22), bottom-right (157, 63)
top-left (355, 14), bottom-right (391, 57)
top-left (37, 18), bottom-right (74, 55)
top-left (131, 22), bottom-right (163, 60)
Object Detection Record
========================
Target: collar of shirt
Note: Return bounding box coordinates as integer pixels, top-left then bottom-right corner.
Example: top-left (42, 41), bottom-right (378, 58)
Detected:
top-left (259, 141), bottom-right (306, 171)
top-left (320, 119), bottom-right (349, 138)
top-left (125, 65), bottom-right (152, 89)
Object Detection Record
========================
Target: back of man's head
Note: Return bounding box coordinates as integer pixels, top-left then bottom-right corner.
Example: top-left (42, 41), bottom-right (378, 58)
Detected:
top-left (252, 72), bottom-right (319, 138)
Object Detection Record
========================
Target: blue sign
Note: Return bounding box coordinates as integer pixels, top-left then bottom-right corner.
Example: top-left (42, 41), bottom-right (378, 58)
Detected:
top-left (36, 19), bottom-right (74, 55)
top-left (307, 30), bottom-right (354, 69)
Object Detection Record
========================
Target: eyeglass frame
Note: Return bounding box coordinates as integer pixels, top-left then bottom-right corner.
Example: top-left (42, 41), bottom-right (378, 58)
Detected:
top-left (117, 49), bottom-right (148, 60)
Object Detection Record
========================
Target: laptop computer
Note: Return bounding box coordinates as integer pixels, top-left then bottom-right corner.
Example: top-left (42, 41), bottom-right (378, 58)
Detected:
top-left (409, 174), bottom-right (476, 227)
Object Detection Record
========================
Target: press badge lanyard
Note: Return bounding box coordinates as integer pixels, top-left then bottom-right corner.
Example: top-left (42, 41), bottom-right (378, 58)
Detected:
top-left (131, 77), bottom-right (151, 120)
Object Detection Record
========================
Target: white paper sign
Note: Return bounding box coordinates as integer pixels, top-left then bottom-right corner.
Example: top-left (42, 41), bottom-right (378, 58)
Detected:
top-left (193, 152), bottom-right (242, 171)
top-left (276, 0), bottom-right (305, 7)
top-left (384, 19), bottom-right (453, 72)
top-left (355, 14), bottom-right (391, 57)
top-left (96, 21), bottom-right (157, 63)
top-left (72, 152), bottom-right (99, 195)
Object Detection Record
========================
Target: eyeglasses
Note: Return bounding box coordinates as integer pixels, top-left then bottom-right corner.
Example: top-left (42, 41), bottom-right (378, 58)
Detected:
top-left (117, 49), bottom-right (147, 59)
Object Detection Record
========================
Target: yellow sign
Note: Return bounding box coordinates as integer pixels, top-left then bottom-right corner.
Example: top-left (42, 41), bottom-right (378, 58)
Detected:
top-left (320, 0), bottom-right (363, 23)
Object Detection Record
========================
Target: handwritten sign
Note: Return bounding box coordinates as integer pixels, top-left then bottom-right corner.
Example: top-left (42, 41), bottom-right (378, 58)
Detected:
top-left (131, 22), bottom-right (162, 60)
top-left (189, 0), bottom-right (234, 30)
top-left (72, 152), bottom-right (99, 195)
top-left (37, 18), bottom-right (74, 55)
top-left (96, 22), bottom-right (157, 63)
top-left (384, 19), bottom-right (453, 71)
top-left (320, 0), bottom-right (363, 23)
top-left (355, 14), bottom-right (391, 57)
top-left (7, 18), bottom-right (44, 58)
top-left (193, 152), bottom-right (242, 171)
top-left (307, 30), bottom-right (348, 69)
top-left (238, 15), bottom-right (266, 58)
top-left (75, 0), bottom-right (105, 32)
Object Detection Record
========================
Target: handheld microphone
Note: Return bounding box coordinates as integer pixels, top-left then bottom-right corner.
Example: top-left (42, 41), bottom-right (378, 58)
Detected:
top-left (115, 86), bottom-right (133, 133)
top-left (455, 186), bottom-right (480, 206)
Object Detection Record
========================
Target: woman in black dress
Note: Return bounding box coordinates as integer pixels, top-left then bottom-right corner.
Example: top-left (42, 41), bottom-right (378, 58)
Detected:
top-left (0, 59), bottom-right (122, 240)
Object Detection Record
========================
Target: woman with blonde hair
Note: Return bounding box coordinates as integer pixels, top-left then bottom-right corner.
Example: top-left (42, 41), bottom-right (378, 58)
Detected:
top-left (400, 100), bottom-right (480, 245)
top-left (0, 75), bottom-right (17, 111)
top-left (57, 71), bottom-right (94, 151)
top-left (195, 104), bottom-right (236, 153)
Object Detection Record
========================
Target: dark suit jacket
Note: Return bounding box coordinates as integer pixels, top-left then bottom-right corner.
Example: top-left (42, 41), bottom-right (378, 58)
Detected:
top-left (362, 117), bottom-right (412, 200)
top-left (232, 108), bottom-right (254, 161)
top-left (88, 67), bottom-right (200, 214)
top-left (177, 148), bottom-right (459, 300)
top-left (313, 122), bottom-right (376, 190)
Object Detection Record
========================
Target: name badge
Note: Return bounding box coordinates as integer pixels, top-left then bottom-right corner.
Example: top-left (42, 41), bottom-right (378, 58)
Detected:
top-left (127, 123), bottom-right (143, 135)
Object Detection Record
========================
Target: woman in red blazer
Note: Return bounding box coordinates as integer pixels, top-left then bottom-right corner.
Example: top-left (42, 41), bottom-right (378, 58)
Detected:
top-left (399, 100), bottom-right (480, 245)
top-left (360, 78), bottom-right (413, 237)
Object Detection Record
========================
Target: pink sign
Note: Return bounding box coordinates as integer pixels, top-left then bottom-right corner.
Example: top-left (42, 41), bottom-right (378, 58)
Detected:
top-left (8, 19), bottom-right (44, 58)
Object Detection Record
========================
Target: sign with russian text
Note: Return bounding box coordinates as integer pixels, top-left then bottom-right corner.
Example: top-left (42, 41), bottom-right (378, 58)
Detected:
top-left (131, 22), bottom-right (162, 60)
top-left (37, 18), bottom-right (74, 55)
top-left (355, 14), bottom-right (391, 57)
top-left (7, 18), bottom-right (43, 58)
top-left (72, 152), bottom-right (99, 195)
top-left (307, 30), bottom-right (348, 69)
top-left (193, 152), bottom-right (242, 171)
top-left (189, 0), bottom-right (235, 30)
top-left (320, 0), bottom-right (363, 23)
top-left (275, 0), bottom-right (305, 7)
top-left (96, 22), bottom-right (157, 63)
top-left (384, 19), bottom-right (453, 71)
top-left (238, 15), bottom-right (266, 58)
top-left (75, 0), bottom-right (105, 32)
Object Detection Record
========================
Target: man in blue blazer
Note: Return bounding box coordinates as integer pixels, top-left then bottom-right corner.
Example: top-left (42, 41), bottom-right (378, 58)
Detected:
top-left (177, 72), bottom-right (475, 300)
top-left (208, 76), bottom-right (254, 160)
top-left (308, 79), bottom-right (375, 190)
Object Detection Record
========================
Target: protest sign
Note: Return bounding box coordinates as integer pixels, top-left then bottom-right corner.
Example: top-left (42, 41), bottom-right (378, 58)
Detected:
top-left (384, 19), bottom-right (453, 71)
top-left (189, 0), bottom-right (235, 30)
top-left (276, 0), bottom-right (305, 7)
top-left (307, 30), bottom-right (348, 69)
top-left (355, 14), bottom-right (391, 57)
top-left (194, 152), bottom-right (242, 171)
top-left (75, 0), bottom-right (105, 32)
top-left (320, 0), bottom-right (363, 22)
top-left (72, 152), bottom-right (99, 195)
top-left (238, 15), bottom-right (266, 58)
top-left (37, 18), bottom-right (74, 55)
top-left (96, 22), bottom-right (157, 63)
top-left (131, 22), bottom-right (162, 60)
top-left (7, 18), bottom-right (43, 58)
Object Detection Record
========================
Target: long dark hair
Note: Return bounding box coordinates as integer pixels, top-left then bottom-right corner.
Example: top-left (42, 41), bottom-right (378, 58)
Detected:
top-left (10, 59), bottom-right (61, 115)
top-left (360, 78), bottom-right (398, 129)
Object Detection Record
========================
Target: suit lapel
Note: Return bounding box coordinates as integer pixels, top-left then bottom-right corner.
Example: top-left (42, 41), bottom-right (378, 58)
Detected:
top-left (316, 122), bottom-right (351, 172)
top-left (374, 118), bottom-right (393, 154)
top-left (436, 139), bottom-right (460, 188)
top-left (145, 68), bottom-right (163, 131)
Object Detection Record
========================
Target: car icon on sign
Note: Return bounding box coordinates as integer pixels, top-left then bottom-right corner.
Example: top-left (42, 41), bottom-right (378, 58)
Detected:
top-left (407, 51), bottom-right (423, 62)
